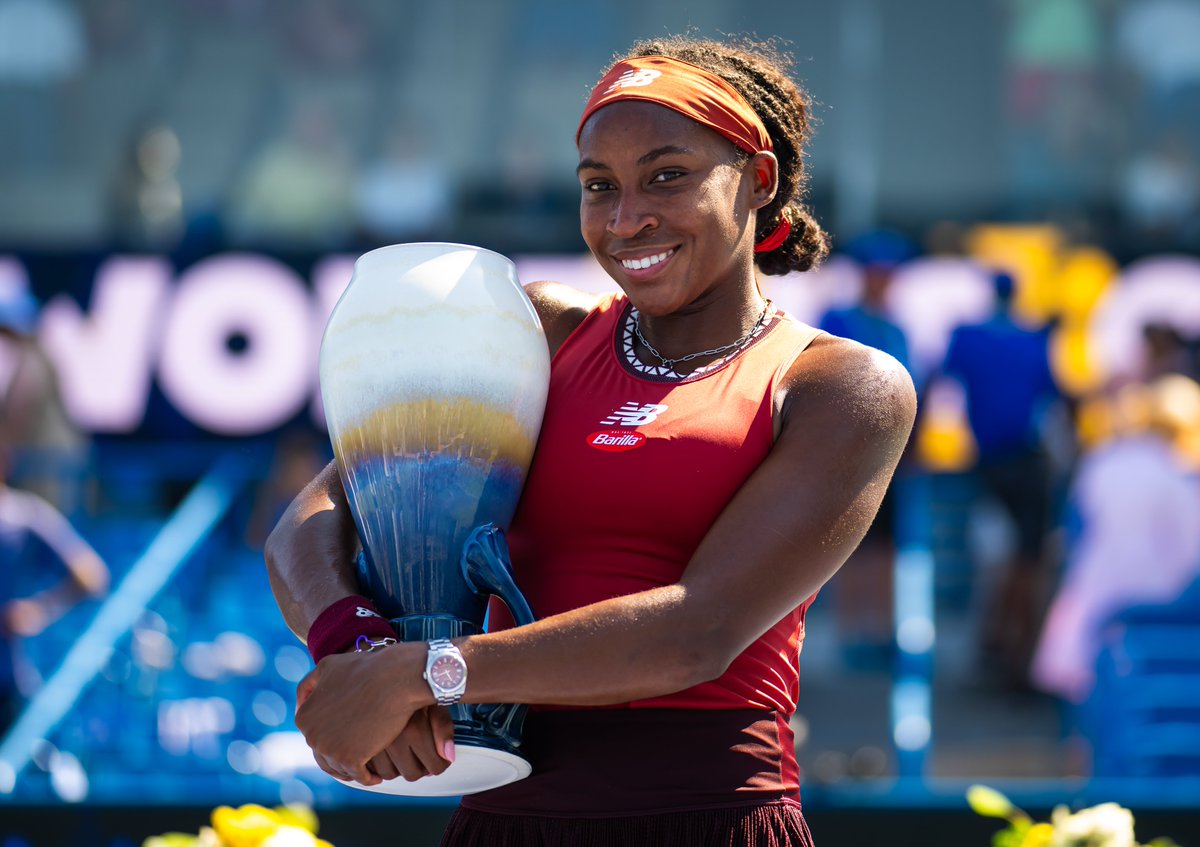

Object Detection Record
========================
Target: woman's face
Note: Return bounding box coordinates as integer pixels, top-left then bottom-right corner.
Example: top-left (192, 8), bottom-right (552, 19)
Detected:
top-left (576, 101), bottom-right (773, 318)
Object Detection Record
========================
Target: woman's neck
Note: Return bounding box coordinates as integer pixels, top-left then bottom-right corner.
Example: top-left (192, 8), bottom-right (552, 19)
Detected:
top-left (632, 283), bottom-right (768, 375)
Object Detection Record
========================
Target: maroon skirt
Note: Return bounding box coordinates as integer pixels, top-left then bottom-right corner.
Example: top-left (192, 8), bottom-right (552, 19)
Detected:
top-left (440, 708), bottom-right (816, 847)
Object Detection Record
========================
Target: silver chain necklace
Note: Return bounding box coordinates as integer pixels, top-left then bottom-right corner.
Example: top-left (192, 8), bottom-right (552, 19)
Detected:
top-left (632, 300), bottom-right (771, 375)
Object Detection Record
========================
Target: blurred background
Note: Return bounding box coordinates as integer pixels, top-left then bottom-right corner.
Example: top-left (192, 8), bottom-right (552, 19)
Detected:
top-left (1, 0), bottom-right (1199, 845)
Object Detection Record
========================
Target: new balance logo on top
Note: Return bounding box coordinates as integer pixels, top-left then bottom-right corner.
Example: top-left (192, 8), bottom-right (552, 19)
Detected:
top-left (356, 606), bottom-right (382, 619)
top-left (604, 68), bottom-right (662, 93)
top-left (601, 402), bottom-right (668, 427)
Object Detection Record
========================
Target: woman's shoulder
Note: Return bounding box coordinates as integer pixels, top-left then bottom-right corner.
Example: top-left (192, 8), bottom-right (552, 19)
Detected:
top-left (776, 331), bottom-right (917, 442)
top-left (523, 281), bottom-right (609, 357)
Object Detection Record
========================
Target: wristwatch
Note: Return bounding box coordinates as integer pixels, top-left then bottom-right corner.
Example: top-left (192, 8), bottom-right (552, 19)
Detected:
top-left (423, 638), bottom-right (467, 705)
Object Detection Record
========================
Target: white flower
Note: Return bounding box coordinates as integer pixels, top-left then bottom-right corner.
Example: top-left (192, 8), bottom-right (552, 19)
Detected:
top-left (260, 825), bottom-right (320, 847)
top-left (1049, 803), bottom-right (1136, 847)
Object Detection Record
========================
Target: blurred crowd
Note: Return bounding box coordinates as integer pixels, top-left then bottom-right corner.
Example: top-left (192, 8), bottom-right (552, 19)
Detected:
top-left (0, 0), bottom-right (1199, 258)
top-left (817, 231), bottom-right (1200, 713)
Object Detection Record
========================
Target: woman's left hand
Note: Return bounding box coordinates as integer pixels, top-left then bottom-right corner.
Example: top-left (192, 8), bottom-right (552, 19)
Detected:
top-left (363, 706), bottom-right (456, 783)
top-left (295, 644), bottom-right (426, 784)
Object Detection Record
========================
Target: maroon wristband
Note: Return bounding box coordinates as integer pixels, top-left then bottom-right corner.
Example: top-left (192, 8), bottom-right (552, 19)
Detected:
top-left (306, 595), bottom-right (395, 664)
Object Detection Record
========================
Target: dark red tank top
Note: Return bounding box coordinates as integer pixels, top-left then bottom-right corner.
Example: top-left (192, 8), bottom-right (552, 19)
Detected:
top-left (490, 293), bottom-right (822, 715)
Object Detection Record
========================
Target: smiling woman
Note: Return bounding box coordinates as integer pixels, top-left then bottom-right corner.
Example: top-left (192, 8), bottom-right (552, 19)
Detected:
top-left (266, 34), bottom-right (916, 847)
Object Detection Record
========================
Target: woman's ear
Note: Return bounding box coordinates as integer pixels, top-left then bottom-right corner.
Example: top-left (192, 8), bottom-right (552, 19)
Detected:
top-left (746, 152), bottom-right (779, 210)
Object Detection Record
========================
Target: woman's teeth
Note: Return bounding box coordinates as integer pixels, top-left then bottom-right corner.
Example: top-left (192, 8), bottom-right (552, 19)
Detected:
top-left (621, 249), bottom-right (674, 270)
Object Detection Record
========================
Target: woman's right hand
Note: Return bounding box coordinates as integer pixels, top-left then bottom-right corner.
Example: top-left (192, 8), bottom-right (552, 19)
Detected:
top-left (296, 653), bottom-right (454, 785)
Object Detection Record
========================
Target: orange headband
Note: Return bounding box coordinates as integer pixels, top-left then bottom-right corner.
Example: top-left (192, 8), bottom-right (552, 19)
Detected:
top-left (577, 55), bottom-right (772, 155)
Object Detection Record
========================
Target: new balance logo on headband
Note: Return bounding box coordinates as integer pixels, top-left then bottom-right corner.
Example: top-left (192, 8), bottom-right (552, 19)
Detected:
top-left (600, 402), bottom-right (668, 427)
top-left (604, 68), bottom-right (662, 93)
top-left (356, 606), bottom-right (382, 619)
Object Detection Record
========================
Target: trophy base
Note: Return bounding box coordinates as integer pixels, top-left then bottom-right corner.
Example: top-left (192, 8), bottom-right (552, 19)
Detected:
top-left (339, 746), bottom-right (531, 797)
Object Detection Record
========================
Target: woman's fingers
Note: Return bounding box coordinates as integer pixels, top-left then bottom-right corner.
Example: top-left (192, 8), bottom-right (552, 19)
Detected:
top-left (429, 706), bottom-right (456, 768)
top-left (367, 750), bottom-right (401, 782)
top-left (390, 742), bottom-right (430, 782)
top-left (397, 708), bottom-right (438, 780)
top-left (313, 750), bottom-right (368, 785)
top-left (374, 707), bottom-right (458, 781)
top-left (295, 667), bottom-right (320, 712)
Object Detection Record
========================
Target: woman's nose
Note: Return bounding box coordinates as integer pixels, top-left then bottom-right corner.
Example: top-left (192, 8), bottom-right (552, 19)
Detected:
top-left (607, 192), bottom-right (657, 239)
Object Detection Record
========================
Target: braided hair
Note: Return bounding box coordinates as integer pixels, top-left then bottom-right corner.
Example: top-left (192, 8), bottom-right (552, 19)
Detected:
top-left (617, 36), bottom-right (830, 275)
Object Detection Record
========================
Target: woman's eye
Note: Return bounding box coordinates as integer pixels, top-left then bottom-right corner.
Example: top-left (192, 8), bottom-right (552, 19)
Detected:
top-left (652, 170), bottom-right (684, 183)
top-left (584, 180), bottom-right (614, 192)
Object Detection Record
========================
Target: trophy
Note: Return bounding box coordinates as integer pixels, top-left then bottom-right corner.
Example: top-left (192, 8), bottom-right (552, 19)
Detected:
top-left (318, 243), bottom-right (549, 796)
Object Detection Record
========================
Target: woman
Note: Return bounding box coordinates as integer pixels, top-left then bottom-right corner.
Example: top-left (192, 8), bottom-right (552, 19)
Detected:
top-left (267, 35), bottom-right (916, 845)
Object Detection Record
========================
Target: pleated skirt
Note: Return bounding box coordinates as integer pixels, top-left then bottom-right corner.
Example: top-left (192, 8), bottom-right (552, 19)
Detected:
top-left (439, 708), bottom-right (816, 847)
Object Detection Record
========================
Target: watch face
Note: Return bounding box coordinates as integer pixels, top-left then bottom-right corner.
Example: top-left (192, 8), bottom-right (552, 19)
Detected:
top-left (430, 655), bottom-right (465, 690)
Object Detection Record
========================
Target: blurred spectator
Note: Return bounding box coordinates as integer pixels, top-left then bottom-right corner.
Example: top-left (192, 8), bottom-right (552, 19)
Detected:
top-left (108, 122), bottom-right (186, 251)
top-left (0, 277), bottom-right (86, 513)
top-left (1116, 0), bottom-right (1200, 151)
top-left (464, 130), bottom-right (579, 252)
top-left (1032, 376), bottom-right (1200, 703)
top-left (0, 0), bottom-right (84, 83)
top-left (818, 231), bottom-right (916, 666)
top-left (1119, 131), bottom-right (1200, 248)
top-left (279, 0), bottom-right (369, 73)
top-left (941, 270), bottom-right (1064, 686)
top-left (353, 124), bottom-right (455, 245)
top-left (226, 99), bottom-right (355, 249)
top-left (0, 0), bottom-right (85, 171)
top-left (0, 447), bottom-right (109, 736)
top-left (1002, 0), bottom-right (1107, 217)
top-left (819, 230), bottom-right (916, 378)
top-left (1141, 321), bottom-right (1197, 381)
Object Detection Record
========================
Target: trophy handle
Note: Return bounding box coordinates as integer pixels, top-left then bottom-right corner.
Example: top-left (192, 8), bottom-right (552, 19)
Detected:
top-left (460, 523), bottom-right (534, 751)
top-left (461, 523), bottom-right (535, 627)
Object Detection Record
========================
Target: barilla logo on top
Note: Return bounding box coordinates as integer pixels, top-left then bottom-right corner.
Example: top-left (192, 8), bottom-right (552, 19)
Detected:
top-left (587, 402), bottom-right (667, 452)
top-left (604, 68), bottom-right (662, 94)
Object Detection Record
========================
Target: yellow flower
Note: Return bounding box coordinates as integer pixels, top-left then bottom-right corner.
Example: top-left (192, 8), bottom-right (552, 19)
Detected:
top-left (273, 804), bottom-right (319, 835)
top-left (211, 804), bottom-right (284, 847)
top-left (1020, 822), bottom-right (1055, 847)
top-left (145, 805), bottom-right (332, 847)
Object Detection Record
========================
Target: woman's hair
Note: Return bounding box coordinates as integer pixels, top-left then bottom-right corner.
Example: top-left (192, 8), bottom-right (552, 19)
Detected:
top-left (616, 35), bottom-right (830, 276)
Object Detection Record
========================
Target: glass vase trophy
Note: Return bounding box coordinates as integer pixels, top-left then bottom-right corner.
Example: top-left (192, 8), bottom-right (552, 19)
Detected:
top-left (318, 243), bottom-right (549, 796)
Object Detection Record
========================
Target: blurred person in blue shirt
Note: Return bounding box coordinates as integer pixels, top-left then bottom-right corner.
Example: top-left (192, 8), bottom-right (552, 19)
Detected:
top-left (0, 445), bottom-right (108, 736)
top-left (942, 269), bottom-right (1063, 687)
top-left (819, 230), bottom-right (914, 377)
top-left (818, 231), bottom-right (916, 668)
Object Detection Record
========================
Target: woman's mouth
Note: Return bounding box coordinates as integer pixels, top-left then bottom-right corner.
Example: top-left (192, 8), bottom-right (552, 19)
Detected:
top-left (618, 248), bottom-right (676, 274)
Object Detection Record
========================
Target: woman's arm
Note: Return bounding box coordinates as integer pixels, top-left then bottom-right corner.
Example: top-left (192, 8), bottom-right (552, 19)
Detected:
top-left (264, 460), bottom-right (361, 641)
top-left (295, 335), bottom-right (917, 779)
top-left (2, 489), bottom-right (109, 637)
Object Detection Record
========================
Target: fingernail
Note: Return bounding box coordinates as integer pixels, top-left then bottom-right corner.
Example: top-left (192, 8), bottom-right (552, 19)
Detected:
top-left (443, 740), bottom-right (456, 763)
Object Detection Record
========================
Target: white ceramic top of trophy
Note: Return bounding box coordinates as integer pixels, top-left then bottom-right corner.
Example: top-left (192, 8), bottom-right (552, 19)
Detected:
top-left (318, 242), bottom-right (550, 445)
